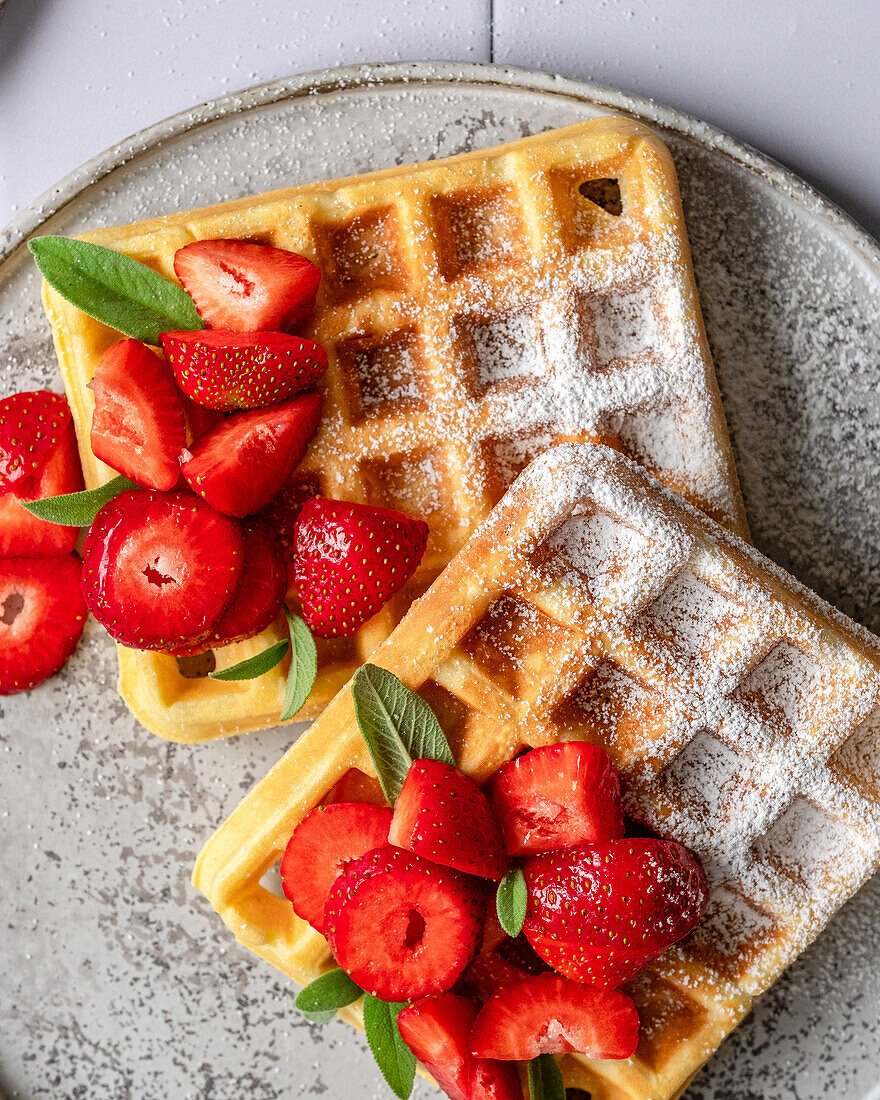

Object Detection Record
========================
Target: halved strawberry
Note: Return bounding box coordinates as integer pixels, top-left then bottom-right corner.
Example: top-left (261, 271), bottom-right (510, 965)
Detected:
top-left (488, 743), bottom-right (624, 856)
top-left (181, 392), bottom-right (322, 517)
top-left (293, 497), bottom-right (429, 636)
top-left (390, 759), bottom-right (508, 880)
top-left (161, 330), bottom-right (327, 410)
top-left (523, 839), bottom-right (708, 965)
top-left (324, 845), bottom-right (485, 1001)
top-left (279, 802), bottom-right (392, 934)
top-left (397, 993), bottom-right (523, 1100)
top-left (81, 488), bottom-right (243, 650)
top-left (88, 339), bottom-right (187, 491)
top-left (525, 934), bottom-right (651, 989)
top-left (0, 554), bottom-right (87, 694)
top-left (469, 973), bottom-right (639, 1061)
top-left (163, 523), bottom-right (286, 657)
top-left (173, 239), bottom-right (320, 331)
top-left (0, 391), bottom-right (71, 492)
top-left (1, 417), bottom-right (83, 557)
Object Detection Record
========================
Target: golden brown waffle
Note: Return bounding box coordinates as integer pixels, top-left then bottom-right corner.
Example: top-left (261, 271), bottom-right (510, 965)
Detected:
top-left (193, 442), bottom-right (880, 1099)
top-left (42, 116), bottom-right (747, 742)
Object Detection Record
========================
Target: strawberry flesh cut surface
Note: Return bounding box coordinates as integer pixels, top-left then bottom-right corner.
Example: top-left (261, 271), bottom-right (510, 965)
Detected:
top-left (279, 802), bottom-right (392, 934)
top-left (88, 339), bottom-right (187, 491)
top-left (324, 845), bottom-right (485, 1002)
top-left (0, 390), bottom-right (71, 492)
top-left (0, 554), bottom-right (87, 694)
top-left (163, 523), bottom-right (286, 657)
top-left (173, 239), bottom-right (320, 331)
top-left (181, 392), bottom-right (322, 517)
top-left (161, 329), bottom-right (327, 411)
top-left (469, 973), bottom-right (639, 1061)
top-left (523, 838), bottom-right (709, 966)
top-left (81, 487), bottom-right (243, 650)
top-left (488, 742), bottom-right (624, 857)
top-left (293, 497), bottom-right (429, 637)
top-left (397, 993), bottom-right (523, 1100)
top-left (1, 419), bottom-right (83, 558)
top-left (390, 759), bottom-right (508, 881)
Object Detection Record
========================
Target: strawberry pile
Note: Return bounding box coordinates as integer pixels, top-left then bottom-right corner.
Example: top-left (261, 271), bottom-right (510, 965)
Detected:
top-left (282, 738), bottom-right (709, 1099)
top-left (9, 238), bottom-right (431, 697)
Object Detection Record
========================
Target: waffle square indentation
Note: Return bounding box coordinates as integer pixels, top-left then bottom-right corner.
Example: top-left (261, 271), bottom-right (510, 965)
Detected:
top-left (585, 285), bottom-right (659, 366)
top-left (658, 730), bottom-right (748, 818)
top-left (336, 329), bottom-right (426, 422)
top-left (479, 427), bottom-right (560, 504)
top-left (831, 705), bottom-right (880, 797)
top-left (685, 885), bottom-right (779, 984)
top-left (360, 448), bottom-right (447, 521)
top-left (311, 207), bottom-right (406, 303)
top-left (431, 186), bottom-right (525, 280)
top-left (629, 971), bottom-right (709, 1073)
top-left (547, 167), bottom-right (629, 252)
top-left (633, 571), bottom-right (746, 666)
top-left (732, 640), bottom-right (827, 738)
top-left (455, 308), bottom-right (546, 397)
top-left (752, 797), bottom-right (863, 890)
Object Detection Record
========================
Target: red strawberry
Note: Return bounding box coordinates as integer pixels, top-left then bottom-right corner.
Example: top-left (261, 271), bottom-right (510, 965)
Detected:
top-left (293, 497), bottom-right (429, 636)
top-left (324, 845), bottom-right (485, 1001)
top-left (488, 743), bottom-right (624, 856)
top-left (279, 802), bottom-right (392, 934)
top-left (1, 418), bottom-right (83, 557)
top-left (324, 768), bottom-right (385, 806)
top-left (88, 339), bottom-right (187, 491)
top-left (181, 393), bottom-right (227, 446)
top-left (81, 488), bottom-right (243, 650)
top-left (469, 973), bottom-right (639, 1061)
top-left (163, 523), bottom-right (286, 657)
top-left (0, 391), bottom-right (71, 492)
top-left (459, 915), bottom-right (549, 1002)
top-left (389, 759), bottom-right (508, 881)
top-left (525, 934), bottom-right (651, 989)
top-left (397, 993), bottom-right (523, 1100)
top-left (180, 392), bottom-right (322, 517)
top-left (256, 473), bottom-right (321, 561)
top-left (523, 839), bottom-right (708, 966)
top-left (161, 330), bottom-right (327, 411)
top-left (173, 239), bottom-right (320, 331)
top-left (0, 554), bottom-right (87, 694)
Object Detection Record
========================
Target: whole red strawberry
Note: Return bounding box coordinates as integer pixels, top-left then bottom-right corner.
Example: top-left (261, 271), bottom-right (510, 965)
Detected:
top-left (293, 497), bottom-right (429, 636)
top-left (0, 391), bottom-right (72, 492)
top-left (523, 838), bottom-right (708, 985)
top-left (389, 759), bottom-right (508, 880)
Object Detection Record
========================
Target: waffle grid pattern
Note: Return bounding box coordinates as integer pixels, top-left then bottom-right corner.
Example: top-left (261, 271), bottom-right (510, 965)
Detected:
top-left (193, 443), bottom-right (880, 1100)
top-left (42, 116), bottom-right (746, 741)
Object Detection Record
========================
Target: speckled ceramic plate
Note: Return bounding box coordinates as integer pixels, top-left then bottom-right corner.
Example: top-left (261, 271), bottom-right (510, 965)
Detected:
top-left (1, 62), bottom-right (878, 1100)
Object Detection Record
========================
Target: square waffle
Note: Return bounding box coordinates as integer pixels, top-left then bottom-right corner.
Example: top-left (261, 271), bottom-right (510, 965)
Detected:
top-left (193, 442), bottom-right (880, 1100)
top-left (41, 116), bottom-right (747, 742)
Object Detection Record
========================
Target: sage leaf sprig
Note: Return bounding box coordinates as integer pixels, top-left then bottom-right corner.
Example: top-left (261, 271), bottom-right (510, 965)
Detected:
top-left (351, 663), bottom-right (454, 803)
top-left (208, 639), bottom-right (290, 682)
top-left (527, 1053), bottom-right (566, 1100)
top-left (363, 995), bottom-right (416, 1100)
top-left (21, 474), bottom-right (136, 526)
top-left (295, 968), bottom-right (363, 1025)
top-left (29, 236), bottom-right (203, 345)
top-left (496, 867), bottom-right (528, 937)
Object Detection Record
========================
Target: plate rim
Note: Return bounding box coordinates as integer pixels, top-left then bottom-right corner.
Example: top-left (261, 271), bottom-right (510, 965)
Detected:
top-left (2, 59), bottom-right (879, 279)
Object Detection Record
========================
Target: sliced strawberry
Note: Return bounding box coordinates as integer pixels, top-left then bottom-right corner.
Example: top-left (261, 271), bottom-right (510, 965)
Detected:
top-left (0, 554), bottom-right (87, 694)
top-left (1, 419), bottom-right (83, 558)
top-left (324, 768), bottom-right (385, 806)
top-left (523, 839), bottom-right (708, 964)
top-left (293, 497), bottom-right (429, 636)
top-left (470, 973), bottom-right (639, 1061)
top-left (0, 391), bottom-right (71, 492)
top-left (459, 913), bottom-right (549, 1002)
top-left (488, 743), bottom-right (624, 856)
top-left (162, 523), bottom-right (286, 656)
top-left (279, 802), bottom-right (392, 934)
top-left (389, 759), bottom-right (508, 881)
top-left (181, 392), bottom-right (322, 517)
top-left (173, 239), bottom-right (320, 331)
top-left (81, 488), bottom-right (243, 650)
top-left (526, 934), bottom-right (651, 989)
top-left (397, 993), bottom-right (523, 1100)
top-left (324, 845), bottom-right (485, 1001)
top-left (161, 329), bottom-right (327, 411)
top-left (88, 339), bottom-right (187, 491)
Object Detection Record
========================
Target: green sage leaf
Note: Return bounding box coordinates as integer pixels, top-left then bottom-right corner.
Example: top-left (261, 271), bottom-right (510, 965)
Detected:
top-left (29, 236), bottom-right (203, 345)
top-left (295, 968), bottom-right (362, 1024)
top-left (20, 474), bottom-right (136, 526)
top-left (362, 995), bottom-right (415, 1100)
top-left (527, 1053), bottom-right (565, 1100)
top-left (496, 867), bottom-right (528, 938)
top-left (208, 639), bottom-right (289, 682)
top-left (351, 663), bottom-right (454, 803)
top-left (280, 609), bottom-right (317, 720)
